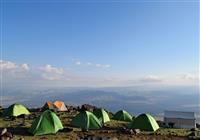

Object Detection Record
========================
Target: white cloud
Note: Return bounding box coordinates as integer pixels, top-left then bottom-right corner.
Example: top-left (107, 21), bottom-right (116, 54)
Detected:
top-left (0, 60), bottom-right (30, 72)
top-left (95, 64), bottom-right (111, 68)
top-left (72, 59), bottom-right (81, 65)
top-left (40, 64), bottom-right (63, 74)
top-left (75, 61), bottom-right (81, 65)
top-left (2, 59), bottom-right (197, 87)
top-left (94, 64), bottom-right (111, 69)
top-left (177, 73), bottom-right (198, 80)
top-left (141, 75), bottom-right (162, 83)
top-left (0, 60), bottom-right (33, 84)
top-left (73, 59), bottom-right (111, 69)
top-left (0, 60), bottom-right (17, 70)
top-left (21, 64), bottom-right (29, 71)
top-left (39, 65), bottom-right (64, 80)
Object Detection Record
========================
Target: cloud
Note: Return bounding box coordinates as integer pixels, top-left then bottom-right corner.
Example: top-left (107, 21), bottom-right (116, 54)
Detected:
top-left (0, 60), bottom-right (17, 70)
top-left (39, 64), bottom-right (63, 74)
top-left (21, 64), bottom-right (29, 71)
top-left (95, 64), bottom-right (111, 68)
top-left (140, 75), bottom-right (162, 83)
top-left (0, 60), bottom-right (30, 72)
top-left (74, 60), bottom-right (111, 69)
top-left (73, 59), bottom-right (111, 69)
top-left (75, 61), bottom-right (81, 65)
top-left (2, 59), bottom-right (197, 87)
top-left (72, 59), bottom-right (81, 65)
top-left (0, 60), bottom-right (32, 84)
top-left (39, 65), bottom-right (64, 80)
top-left (177, 73), bottom-right (198, 80)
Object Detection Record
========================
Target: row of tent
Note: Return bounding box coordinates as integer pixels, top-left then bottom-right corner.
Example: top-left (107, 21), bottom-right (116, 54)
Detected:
top-left (2, 101), bottom-right (67, 117)
top-left (2, 103), bottom-right (160, 136)
top-left (70, 109), bottom-right (159, 132)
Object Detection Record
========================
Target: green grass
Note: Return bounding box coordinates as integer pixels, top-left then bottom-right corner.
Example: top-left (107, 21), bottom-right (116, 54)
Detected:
top-left (0, 109), bottom-right (199, 140)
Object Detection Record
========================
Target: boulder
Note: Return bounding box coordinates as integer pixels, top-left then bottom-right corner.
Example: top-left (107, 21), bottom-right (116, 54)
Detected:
top-left (80, 104), bottom-right (97, 112)
top-left (133, 129), bottom-right (141, 134)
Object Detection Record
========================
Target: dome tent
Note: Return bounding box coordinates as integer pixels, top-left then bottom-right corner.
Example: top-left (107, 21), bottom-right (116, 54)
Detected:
top-left (42, 101), bottom-right (55, 110)
top-left (93, 108), bottom-right (110, 124)
top-left (3, 103), bottom-right (30, 117)
top-left (70, 111), bottom-right (102, 130)
top-left (129, 113), bottom-right (159, 131)
top-left (29, 110), bottom-right (63, 135)
top-left (53, 101), bottom-right (68, 111)
top-left (113, 110), bottom-right (132, 122)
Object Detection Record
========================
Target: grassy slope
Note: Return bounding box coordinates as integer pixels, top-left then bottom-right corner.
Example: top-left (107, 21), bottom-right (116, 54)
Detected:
top-left (0, 110), bottom-right (199, 140)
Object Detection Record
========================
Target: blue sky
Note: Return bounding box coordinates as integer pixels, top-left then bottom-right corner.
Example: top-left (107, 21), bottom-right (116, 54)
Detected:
top-left (1, 0), bottom-right (199, 87)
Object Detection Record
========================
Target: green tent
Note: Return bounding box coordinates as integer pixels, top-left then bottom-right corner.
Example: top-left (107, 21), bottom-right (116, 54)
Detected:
top-left (29, 110), bottom-right (63, 135)
top-left (93, 108), bottom-right (110, 124)
top-left (113, 110), bottom-right (132, 122)
top-left (70, 111), bottom-right (102, 130)
top-left (129, 113), bottom-right (159, 131)
top-left (3, 103), bottom-right (30, 117)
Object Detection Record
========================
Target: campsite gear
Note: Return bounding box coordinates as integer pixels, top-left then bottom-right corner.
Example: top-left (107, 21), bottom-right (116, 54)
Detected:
top-left (42, 101), bottom-right (54, 110)
top-left (70, 111), bottom-right (102, 130)
top-left (3, 103), bottom-right (30, 117)
top-left (29, 110), bottom-right (63, 135)
top-left (93, 108), bottom-right (110, 124)
top-left (129, 113), bottom-right (159, 131)
top-left (54, 101), bottom-right (68, 111)
top-left (113, 110), bottom-right (132, 122)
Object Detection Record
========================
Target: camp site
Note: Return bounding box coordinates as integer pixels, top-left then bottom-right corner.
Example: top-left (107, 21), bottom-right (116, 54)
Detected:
top-left (0, 102), bottom-right (199, 140)
top-left (1, 0), bottom-right (198, 140)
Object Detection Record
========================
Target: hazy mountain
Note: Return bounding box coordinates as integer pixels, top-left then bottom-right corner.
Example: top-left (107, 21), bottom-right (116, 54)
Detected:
top-left (1, 86), bottom-right (199, 121)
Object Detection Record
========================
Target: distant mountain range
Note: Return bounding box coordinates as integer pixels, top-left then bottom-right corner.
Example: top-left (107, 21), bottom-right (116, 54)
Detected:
top-left (1, 86), bottom-right (199, 122)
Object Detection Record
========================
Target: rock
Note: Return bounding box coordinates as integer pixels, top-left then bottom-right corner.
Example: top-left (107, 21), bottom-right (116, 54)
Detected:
top-left (129, 129), bottom-right (134, 134)
top-left (67, 106), bottom-right (79, 113)
top-left (1, 128), bottom-right (7, 136)
top-left (133, 129), bottom-right (140, 134)
top-left (80, 104), bottom-right (97, 112)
